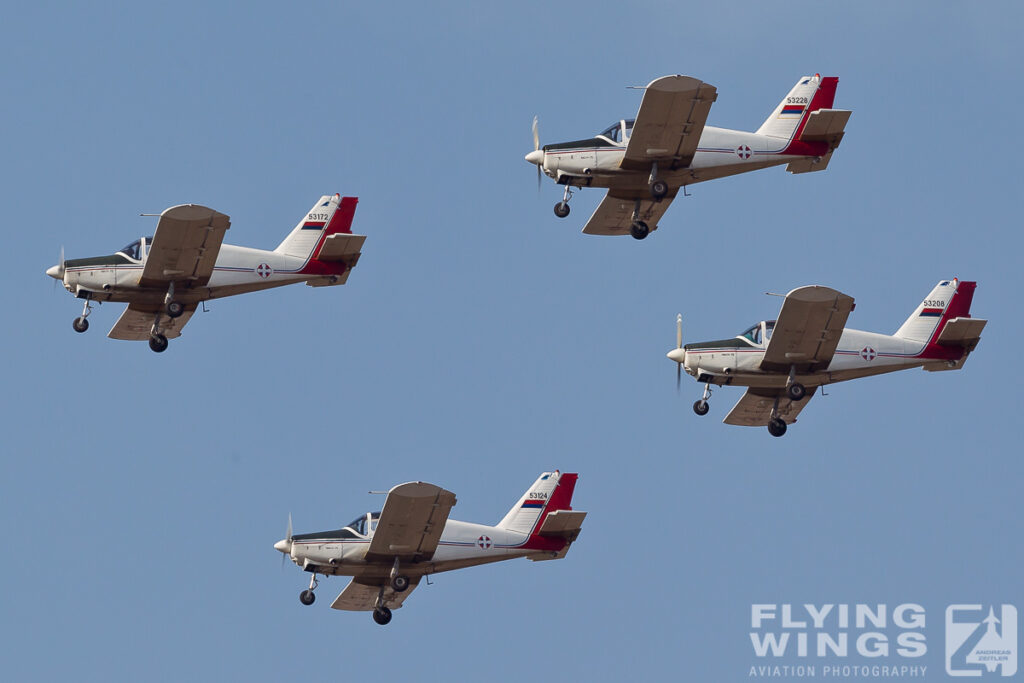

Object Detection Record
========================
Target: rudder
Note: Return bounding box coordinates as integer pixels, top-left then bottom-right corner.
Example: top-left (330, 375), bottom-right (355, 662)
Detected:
top-left (497, 471), bottom-right (577, 535)
top-left (894, 278), bottom-right (976, 344)
top-left (756, 74), bottom-right (838, 140)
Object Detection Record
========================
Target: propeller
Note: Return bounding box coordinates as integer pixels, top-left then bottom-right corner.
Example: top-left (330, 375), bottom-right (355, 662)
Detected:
top-left (49, 246), bottom-right (66, 290)
top-left (675, 314), bottom-right (683, 392)
top-left (278, 513), bottom-right (293, 569)
top-left (532, 116), bottom-right (542, 191)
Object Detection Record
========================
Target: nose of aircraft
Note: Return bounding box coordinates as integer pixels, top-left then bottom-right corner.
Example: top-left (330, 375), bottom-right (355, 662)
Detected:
top-left (274, 538), bottom-right (292, 554)
top-left (667, 348), bottom-right (686, 364)
top-left (525, 149), bottom-right (544, 165)
top-left (46, 264), bottom-right (64, 280)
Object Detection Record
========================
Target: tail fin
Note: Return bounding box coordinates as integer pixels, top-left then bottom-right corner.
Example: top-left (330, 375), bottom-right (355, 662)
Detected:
top-left (497, 471), bottom-right (578, 535)
top-left (894, 278), bottom-right (977, 344)
top-left (275, 194), bottom-right (358, 258)
top-left (756, 74), bottom-right (838, 140)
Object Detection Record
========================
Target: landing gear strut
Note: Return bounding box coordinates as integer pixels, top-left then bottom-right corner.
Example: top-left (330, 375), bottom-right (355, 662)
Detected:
top-left (554, 185), bottom-right (573, 218)
top-left (164, 282), bottom-right (184, 318)
top-left (693, 382), bottom-right (712, 416)
top-left (372, 584), bottom-right (393, 625)
top-left (630, 199), bottom-right (650, 240)
top-left (390, 557), bottom-right (410, 592)
top-left (299, 574), bottom-right (318, 605)
top-left (73, 298), bottom-right (93, 333)
top-left (785, 366), bottom-right (806, 401)
top-left (149, 312), bottom-right (169, 353)
top-left (767, 394), bottom-right (787, 437)
top-left (649, 162), bottom-right (668, 200)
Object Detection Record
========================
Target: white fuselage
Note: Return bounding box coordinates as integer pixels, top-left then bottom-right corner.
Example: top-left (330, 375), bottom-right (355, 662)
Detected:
top-left (288, 519), bottom-right (557, 580)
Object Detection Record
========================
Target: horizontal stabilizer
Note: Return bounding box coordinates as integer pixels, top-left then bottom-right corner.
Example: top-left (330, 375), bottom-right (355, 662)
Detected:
top-left (537, 510), bottom-right (587, 542)
top-left (787, 151), bottom-right (834, 174)
top-left (935, 317), bottom-right (987, 352)
top-left (316, 233), bottom-right (365, 262)
top-left (798, 108), bottom-right (851, 146)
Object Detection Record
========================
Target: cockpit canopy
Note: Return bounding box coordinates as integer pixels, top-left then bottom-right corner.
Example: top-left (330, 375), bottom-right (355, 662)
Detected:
top-left (597, 119), bottom-right (635, 144)
top-left (118, 236), bottom-right (154, 261)
top-left (344, 511), bottom-right (381, 536)
top-left (739, 320), bottom-right (776, 345)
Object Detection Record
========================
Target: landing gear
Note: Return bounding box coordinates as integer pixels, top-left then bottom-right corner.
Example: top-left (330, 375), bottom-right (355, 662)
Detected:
top-left (651, 180), bottom-right (668, 200)
top-left (166, 300), bottom-right (184, 318)
top-left (73, 298), bottom-right (93, 333)
top-left (372, 582), bottom-right (393, 625)
top-left (768, 418), bottom-right (787, 437)
top-left (693, 382), bottom-right (712, 415)
top-left (373, 606), bottom-right (393, 625)
top-left (786, 382), bottom-right (806, 401)
top-left (391, 575), bottom-right (410, 592)
top-left (629, 221), bottom-right (650, 240)
top-left (299, 574), bottom-right (319, 605)
top-left (149, 334), bottom-right (168, 353)
top-left (553, 185), bottom-right (574, 218)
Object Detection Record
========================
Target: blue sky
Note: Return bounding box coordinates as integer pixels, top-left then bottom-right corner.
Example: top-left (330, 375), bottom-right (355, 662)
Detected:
top-left (2, 2), bottom-right (1021, 680)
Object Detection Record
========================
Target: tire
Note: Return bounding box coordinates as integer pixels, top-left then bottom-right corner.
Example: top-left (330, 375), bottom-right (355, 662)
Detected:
top-left (768, 418), bottom-right (787, 437)
top-left (693, 400), bottom-right (710, 416)
top-left (73, 317), bottom-right (89, 333)
top-left (391, 575), bottom-right (410, 592)
top-left (299, 589), bottom-right (316, 605)
top-left (166, 300), bottom-right (185, 318)
top-left (629, 221), bottom-right (649, 240)
top-left (651, 180), bottom-right (668, 199)
top-left (554, 202), bottom-right (570, 218)
top-left (149, 334), bottom-right (169, 353)
top-left (786, 382), bottom-right (807, 401)
top-left (373, 607), bottom-right (392, 625)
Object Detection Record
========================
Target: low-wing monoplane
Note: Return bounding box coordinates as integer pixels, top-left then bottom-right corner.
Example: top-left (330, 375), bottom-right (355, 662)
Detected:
top-left (526, 73), bottom-right (850, 239)
top-left (274, 471), bottom-right (585, 625)
top-left (666, 279), bottom-right (985, 436)
top-left (46, 194), bottom-right (364, 352)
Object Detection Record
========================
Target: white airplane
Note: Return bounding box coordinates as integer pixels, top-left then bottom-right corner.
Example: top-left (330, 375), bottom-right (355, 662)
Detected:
top-left (667, 279), bottom-right (986, 437)
top-left (46, 194), bottom-right (365, 352)
top-left (525, 73), bottom-right (850, 239)
top-left (274, 471), bottom-right (585, 625)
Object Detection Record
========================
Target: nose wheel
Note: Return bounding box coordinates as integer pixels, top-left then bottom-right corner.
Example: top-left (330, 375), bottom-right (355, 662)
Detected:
top-left (553, 185), bottom-right (574, 218)
top-left (72, 298), bottom-right (94, 333)
top-left (299, 574), bottom-right (319, 605)
top-left (692, 382), bottom-right (712, 415)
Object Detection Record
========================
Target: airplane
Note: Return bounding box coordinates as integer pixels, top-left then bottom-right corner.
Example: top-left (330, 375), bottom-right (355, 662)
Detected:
top-left (525, 73), bottom-right (850, 240)
top-left (274, 470), bottom-right (585, 625)
top-left (666, 279), bottom-right (986, 437)
top-left (45, 194), bottom-right (365, 352)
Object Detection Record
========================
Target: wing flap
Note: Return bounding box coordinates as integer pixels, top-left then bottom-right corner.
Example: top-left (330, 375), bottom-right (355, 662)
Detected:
top-left (761, 286), bottom-right (855, 373)
top-left (621, 76), bottom-right (717, 171)
top-left (365, 482), bottom-right (457, 562)
top-left (723, 387), bottom-right (816, 427)
top-left (140, 204), bottom-right (230, 288)
top-left (108, 304), bottom-right (195, 340)
top-left (581, 190), bottom-right (676, 236)
top-left (330, 577), bottom-right (420, 612)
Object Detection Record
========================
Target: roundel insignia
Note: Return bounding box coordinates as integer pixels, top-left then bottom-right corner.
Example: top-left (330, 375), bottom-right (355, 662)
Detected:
top-left (255, 263), bottom-right (274, 279)
top-left (736, 145), bottom-right (752, 160)
top-left (476, 535), bottom-right (492, 550)
top-left (860, 346), bottom-right (877, 361)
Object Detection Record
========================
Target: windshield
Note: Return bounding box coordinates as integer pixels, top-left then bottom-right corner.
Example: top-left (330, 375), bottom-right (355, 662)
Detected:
top-left (118, 236), bottom-right (154, 261)
top-left (740, 323), bottom-right (763, 345)
top-left (765, 320), bottom-right (775, 342)
top-left (344, 511), bottom-right (382, 536)
top-left (597, 119), bottom-right (633, 143)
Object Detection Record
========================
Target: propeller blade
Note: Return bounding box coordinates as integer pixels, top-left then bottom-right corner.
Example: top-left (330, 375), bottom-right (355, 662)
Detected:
top-left (532, 116), bottom-right (539, 151)
top-left (537, 164), bottom-right (542, 192)
top-left (676, 313), bottom-right (682, 349)
top-left (677, 363), bottom-right (681, 393)
top-left (287, 512), bottom-right (292, 542)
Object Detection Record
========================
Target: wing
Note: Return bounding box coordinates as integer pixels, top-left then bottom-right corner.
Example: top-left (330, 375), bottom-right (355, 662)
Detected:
top-left (723, 387), bottom-right (817, 427)
top-left (621, 75), bottom-right (717, 171)
top-left (330, 577), bottom-right (420, 612)
top-left (139, 204), bottom-right (230, 288)
top-left (761, 286), bottom-right (855, 373)
top-left (581, 190), bottom-right (676, 236)
top-left (108, 303), bottom-right (196, 340)
top-left (365, 482), bottom-right (457, 562)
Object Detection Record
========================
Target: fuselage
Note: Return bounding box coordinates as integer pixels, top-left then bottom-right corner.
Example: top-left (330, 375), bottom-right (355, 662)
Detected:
top-left (679, 321), bottom-right (964, 389)
top-left (286, 515), bottom-right (564, 580)
top-left (56, 241), bottom-right (348, 305)
top-left (538, 123), bottom-right (830, 190)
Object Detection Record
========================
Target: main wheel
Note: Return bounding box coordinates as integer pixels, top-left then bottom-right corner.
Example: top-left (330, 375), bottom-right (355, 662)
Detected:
top-left (629, 221), bottom-right (650, 240)
top-left (786, 382), bottom-right (807, 401)
top-left (651, 180), bottom-right (668, 200)
top-left (73, 317), bottom-right (89, 333)
top-left (554, 201), bottom-right (571, 218)
top-left (693, 400), bottom-right (710, 416)
top-left (299, 589), bottom-right (316, 605)
top-left (768, 418), bottom-right (787, 437)
top-left (166, 300), bottom-right (185, 318)
top-left (391, 575), bottom-right (410, 592)
top-left (373, 606), bottom-right (392, 625)
top-left (149, 334), bottom-right (169, 353)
